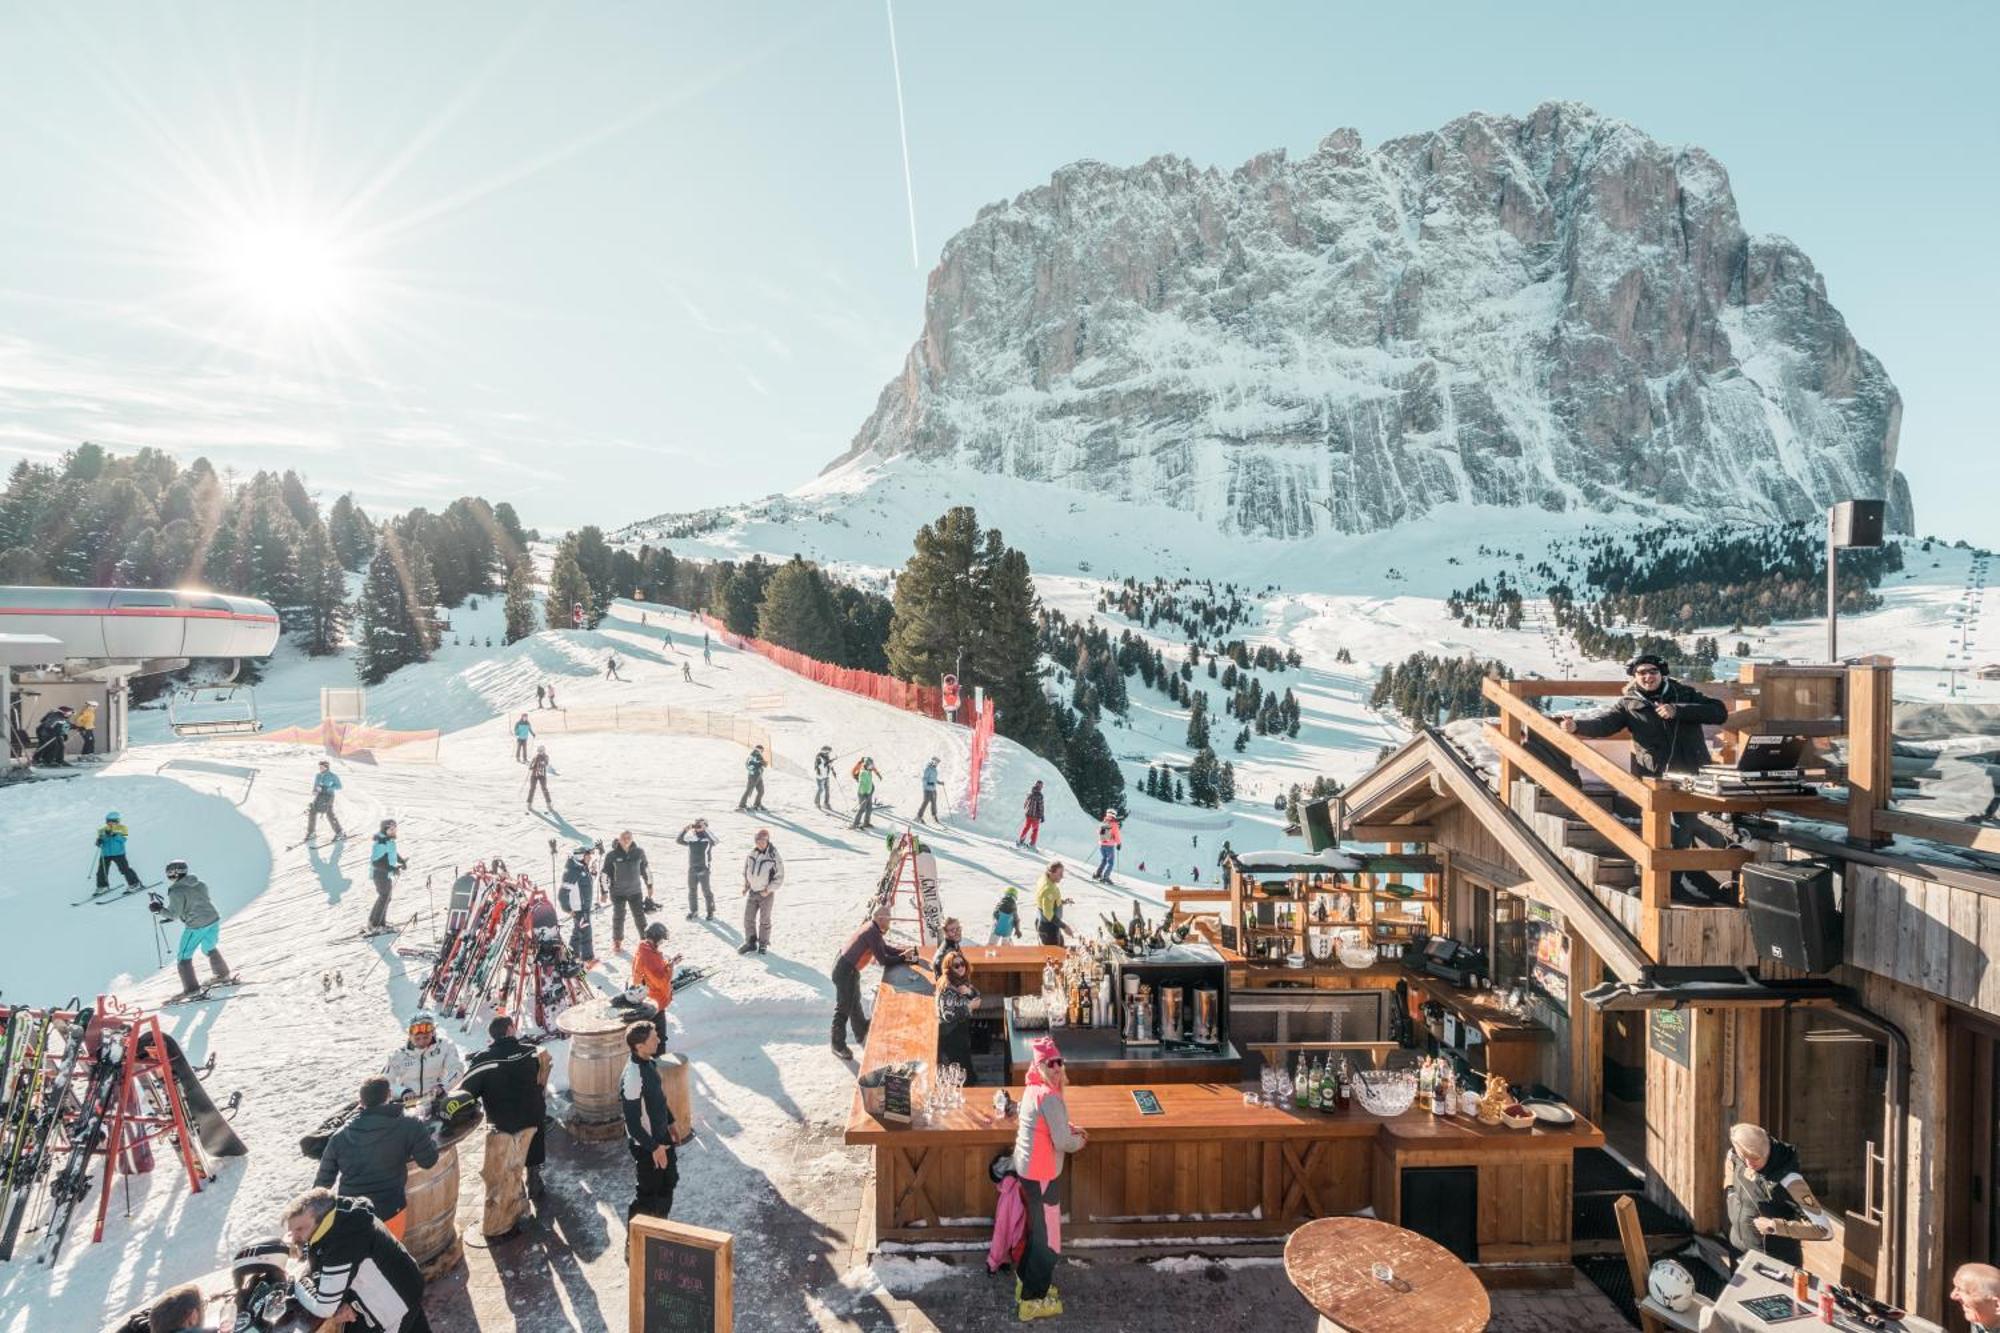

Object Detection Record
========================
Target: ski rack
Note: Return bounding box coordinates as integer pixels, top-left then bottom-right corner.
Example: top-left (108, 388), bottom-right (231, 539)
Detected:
top-left (874, 832), bottom-right (937, 954)
top-left (93, 1013), bottom-right (208, 1245)
top-left (420, 862), bottom-right (588, 1034)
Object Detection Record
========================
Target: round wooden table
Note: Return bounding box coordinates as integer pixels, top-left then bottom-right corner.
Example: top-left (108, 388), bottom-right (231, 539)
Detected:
top-left (1283, 1217), bottom-right (1490, 1333)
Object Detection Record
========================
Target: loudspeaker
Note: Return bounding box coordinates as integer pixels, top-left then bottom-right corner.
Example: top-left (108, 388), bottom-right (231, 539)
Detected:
top-left (1742, 861), bottom-right (1842, 973)
top-left (1302, 796), bottom-right (1338, 853)
top-left (1829, 499), bottom-right (1887, 549)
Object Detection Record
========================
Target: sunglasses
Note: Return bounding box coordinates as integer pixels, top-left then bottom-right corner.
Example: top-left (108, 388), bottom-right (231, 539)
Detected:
top-left (1042, 1057), bottom-right (1064, 1068)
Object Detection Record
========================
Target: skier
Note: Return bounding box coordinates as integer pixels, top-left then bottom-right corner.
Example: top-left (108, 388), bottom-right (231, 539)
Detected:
top-left (513, 713), bottom-right (535, 762)
top-left (32, 704), bottom-right (72, 767)
top-left (676, 820), bottom-right (718, 920)
top-left (738, 828), bottom-right (783, 955)
top-left (681, 661), bottom-right (693, 684)
top-left (313, 1076), bottom-right (440, 1239)
top-left (526, 746), bottom-right (554, 810)
top-left (914, 757), bottom-right (942, 826)
top-left (1092, 810), bottom-right (1123, 882)
top-left (561, 842), bottom-right (600, 961)
top-left (546, 683), bottom-right (558, 709)
top-left (72, 699), bottom-right (98, 757)
top-left (152, 859), bottom-right (233, 998)
top-left (306, 760), bottom-right (345, 842)
top-left (619, 1021), bottom-right (678, 1220)
top-left (813, 745), bottom-right (835, 810)
top-left (737, 744), bottom-right (767, 811)
top-left (382, 1010), bottom-right (466, 1104)
top-left (461, 1014), bottom-right (552, 1230)
top-left (702, 631), bottom-right (711, 665)
top-left (282, 1188), bottom-right (430, 1332)
top-left (605, 654), bottom-right (624, 681)
top-left (1017, 780), bottom-right (1045, 848)
top-left (989, 887), bottom-right (1023, 945)
top-left (1033, 861), bottom-right (1074, 946)
top-left (368, 819), bottom-right (405, 933)
top-left (602, 829), bottom-right (654, 953)
top-left (631, 922), bottom-right (681, 1042)
top-left (850, 757), bottom-right (879, 830)
top-left (93, 810), bottom-right (143, 892)
top-left (829, 904), bottom-right (919, 1060)
top-left (535, 683), bottom-right (546, 709)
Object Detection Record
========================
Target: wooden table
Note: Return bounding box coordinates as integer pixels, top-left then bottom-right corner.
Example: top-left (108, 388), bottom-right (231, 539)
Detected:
top-left (1284, 1216), bottom-right (1490, 1333)
top-left (1698, 1255), bottom-right (1944, 1333)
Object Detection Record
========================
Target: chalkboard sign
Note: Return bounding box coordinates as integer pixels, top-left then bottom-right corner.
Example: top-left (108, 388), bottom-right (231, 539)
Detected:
top-left (880, 1067), bottom-right (914, 1124)
top-left (629, 1217), bottom-right (732, 1333)
top-left (1218, 924), bottom-right (1239, 953)
top-left (1649, 1009), bottom-right (1691, 1069)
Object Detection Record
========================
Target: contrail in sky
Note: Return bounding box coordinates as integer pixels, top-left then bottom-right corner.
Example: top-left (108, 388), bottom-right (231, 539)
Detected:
top-left (884, 0), bottom-right (920, 270)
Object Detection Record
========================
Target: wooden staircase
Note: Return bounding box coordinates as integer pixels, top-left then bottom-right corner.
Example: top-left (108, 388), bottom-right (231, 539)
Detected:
top-left (1508, 778), bottom-right (1650, 939)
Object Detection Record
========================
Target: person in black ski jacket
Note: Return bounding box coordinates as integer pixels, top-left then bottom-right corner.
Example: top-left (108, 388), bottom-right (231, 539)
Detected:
top-left (460, 1016), bottom-right (551, 1237)
top-left (1562, 653), bottom-right (1730, 857)
top-left (619, 1021), bottom-right (678, 1220)
top-left (602, 830), bottom-right (653, 951)
top-left (812, 745), bottom-right (835, 810)
top-left (560, 842), bottom-right (600, 961)
top-left (737, 744), bottom-right (767, 811)
top-left (283, 1188), bottom-right (430, 1332)
top-left (368, 821), bottom-right (404, 933)
top-left (313, 1077), bottom-right (440, 1238)
top-left (32, 705), bottom-right (72, 767)
top-left (526, 746), bottom-right (554, 810)
top-left (676, 820), bottom-right (718, 920)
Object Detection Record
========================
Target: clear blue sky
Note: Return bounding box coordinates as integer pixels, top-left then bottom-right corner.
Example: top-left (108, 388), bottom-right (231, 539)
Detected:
top-left (0, 2), bottom-right (1993, 541)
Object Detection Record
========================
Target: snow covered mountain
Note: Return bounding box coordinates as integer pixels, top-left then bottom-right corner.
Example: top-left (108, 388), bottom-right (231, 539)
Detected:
top-left (828, 101), bottom-right (1909, 537)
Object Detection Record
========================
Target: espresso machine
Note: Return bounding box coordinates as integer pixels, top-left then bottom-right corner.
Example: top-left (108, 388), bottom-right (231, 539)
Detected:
top-left (1111, 950), bottom-right (1229, 1054)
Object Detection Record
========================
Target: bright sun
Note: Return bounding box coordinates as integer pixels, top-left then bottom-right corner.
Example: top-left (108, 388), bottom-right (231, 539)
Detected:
top-left (215, 221), bottom-right (351, 321)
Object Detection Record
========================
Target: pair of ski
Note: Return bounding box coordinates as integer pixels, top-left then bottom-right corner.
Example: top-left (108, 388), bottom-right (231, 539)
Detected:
top-left (69, 879), bottom-right (161, 908)
top-left (283, 831), bottom-right (348, 853)
top-left (161, 976), bottom-right (249, 1007)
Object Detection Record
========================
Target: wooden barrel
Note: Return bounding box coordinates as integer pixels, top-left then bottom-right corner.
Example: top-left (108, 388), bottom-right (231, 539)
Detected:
top-left (558, 997), bottom-right (632, 1142)
top-left (657, 1051), bottom-right (694, 1145)
top-left (401, 1141), bottom-right (462, 1280)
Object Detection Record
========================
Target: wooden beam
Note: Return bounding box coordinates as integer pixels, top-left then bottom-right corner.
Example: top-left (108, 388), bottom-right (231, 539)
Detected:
top-left (1346, 822), bottom-right (1437, 843)
top-left (1487, 728), bottom-right (1651, 863)
top-left (1846, 663), bottom-right (1894, 846)
top-left (1419, 734), bottom-right (1654, 979)
top-left (1875, 811), bottom-right (2000, 855)
top-left (1498, 680), bottom-right (1527, 797)
top-left (1483, 680), bottom-right (1656, 808)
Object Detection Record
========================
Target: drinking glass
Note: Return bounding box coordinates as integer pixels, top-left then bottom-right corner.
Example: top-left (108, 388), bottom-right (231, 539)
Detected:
top-left (1259, 1065), bottom-right (1278, 1106)
top-left (1372, 1261), bottom-right (1395, 1286)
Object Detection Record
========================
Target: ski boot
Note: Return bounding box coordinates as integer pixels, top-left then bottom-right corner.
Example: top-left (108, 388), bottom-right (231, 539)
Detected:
top-left (173, 958), bottom-right (203, 1000)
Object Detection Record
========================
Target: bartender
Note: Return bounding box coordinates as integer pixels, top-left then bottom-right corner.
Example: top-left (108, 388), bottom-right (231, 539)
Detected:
top-left (1724, 1122), bottom-right (1831, 1265)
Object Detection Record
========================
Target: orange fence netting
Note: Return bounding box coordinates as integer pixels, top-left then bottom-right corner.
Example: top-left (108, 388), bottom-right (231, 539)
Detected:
top-left (251, 719), bottom-right (442, 761)
top-left (699, 614), bottom-right (949, 719)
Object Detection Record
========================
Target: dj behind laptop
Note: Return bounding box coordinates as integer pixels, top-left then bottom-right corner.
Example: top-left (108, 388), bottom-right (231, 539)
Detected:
top-left (1681, 734), bottom-right (1816, 797)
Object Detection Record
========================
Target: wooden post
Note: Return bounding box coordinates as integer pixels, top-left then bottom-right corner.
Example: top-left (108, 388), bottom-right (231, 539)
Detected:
top-left (1845, 663), bottom-right (1894, 848)
top-left (1496, 680), bottom-right (1525, 800)
top-left (1639, 804), bottom-right (1672, 959)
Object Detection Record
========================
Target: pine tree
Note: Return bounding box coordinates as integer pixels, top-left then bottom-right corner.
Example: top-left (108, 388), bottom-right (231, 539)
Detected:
top-left (1186, 693), bottom-right (1210, 748)
top-left (1219, 760), bottom-right (1236, 803)
top-left (1234, 725), bottom-right (1250, 753)
top-left (353, 530), bottom-right (433, 684)
top-left (1143, 766), bottom-right (1159, 799)
top-left (296, 521), bottom-right (349, 656)
top-left (886, 506), bottom-right (984, 686)
top-left (503, 557), bottom-right (538, 644)
top-left (492, 501), bottom-right (530, 560)
top-left (545, 536), bottom-right (595, 631)
top-left (1187, 746), bottom-right (1221, 807)
top-left (720, 556), bottom-right (770, 636)
top-left (328, 493), bottom-right (374, 571)
top-left (1173, 777), bottom-right (1185, 802)
top-left (756, 557), bottom-right (845, 659)
top-left (1061, 716), bottom-right (1126, 819)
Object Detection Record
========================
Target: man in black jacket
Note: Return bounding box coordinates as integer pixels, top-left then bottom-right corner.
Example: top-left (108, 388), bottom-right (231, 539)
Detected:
top-left (618, 1021), bottom-right (678, 1220)
top-left (676, 820), bottom-right (717, 921)
top-left (1563, 654), bottom-right (1730, 870)
top-left (460, 1016), bottom-right (550, 1239)
top-left (314, 1078), bottom-right (440, 1239)
top-left (283, 1187), bottom-right (430, 1332)
top-left (601, 830), bottom-right (653, 952)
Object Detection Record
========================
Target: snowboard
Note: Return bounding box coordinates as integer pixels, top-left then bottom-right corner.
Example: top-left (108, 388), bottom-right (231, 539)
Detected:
top-left (140, 1031), bottom-right (246, 1157)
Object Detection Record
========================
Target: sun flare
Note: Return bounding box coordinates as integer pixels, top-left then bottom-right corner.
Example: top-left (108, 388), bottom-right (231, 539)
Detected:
top-left (213, 221), bottom-right (352, 321)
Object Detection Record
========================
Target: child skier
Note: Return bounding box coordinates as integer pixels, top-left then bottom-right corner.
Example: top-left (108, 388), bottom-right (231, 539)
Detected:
top-left (94, 810), bottom-right (143, 893)
top-left (989, 888), bottom-right (1024, 945)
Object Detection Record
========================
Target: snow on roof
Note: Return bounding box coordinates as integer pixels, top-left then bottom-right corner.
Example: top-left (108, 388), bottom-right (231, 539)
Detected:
top-left (0, 631), bottom-right (64, 666)
top-left (1232, 849), bottom-right (1363, 873)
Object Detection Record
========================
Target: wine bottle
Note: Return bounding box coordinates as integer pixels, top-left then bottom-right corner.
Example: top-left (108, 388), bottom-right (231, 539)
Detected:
top-left (1294, 1054), bottom-right (1309, 1110)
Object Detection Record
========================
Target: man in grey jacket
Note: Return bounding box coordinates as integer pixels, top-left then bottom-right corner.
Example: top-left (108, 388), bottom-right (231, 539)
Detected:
top-left (151, 858), bottom-right (232, 998)
top-left (738, 828), bottom-right (783, 955)
top-left (601, 830), bottom-right (653, 953)
top-left (314, 1077), bottom-right (441, 1238)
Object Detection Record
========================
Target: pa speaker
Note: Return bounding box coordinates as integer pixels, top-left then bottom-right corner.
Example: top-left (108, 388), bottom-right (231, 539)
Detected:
top-left (1742, 861), bottom-right (1842, 973)
top-left (1829, 499), bottom-right (1887, 548)
top-left (1302, 796), bottom-right (1338, 853)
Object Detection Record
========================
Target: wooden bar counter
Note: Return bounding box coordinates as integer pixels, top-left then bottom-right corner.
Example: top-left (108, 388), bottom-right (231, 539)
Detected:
top-left (846, 965), bottom-right (1600, 1280)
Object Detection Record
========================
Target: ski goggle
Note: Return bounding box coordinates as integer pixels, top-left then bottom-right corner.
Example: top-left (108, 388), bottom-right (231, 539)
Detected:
top-left (408, 1022), bottom-right (436, 1040)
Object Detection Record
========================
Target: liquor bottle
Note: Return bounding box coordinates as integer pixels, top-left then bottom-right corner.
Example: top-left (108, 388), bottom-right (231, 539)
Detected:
top-left (1317, 1056), bottom-right (1336, 1113)
top-left (1294, 1054), bottom-right (1310, 1110)
top-left (1078, 979), bottom-right (1093, 1027)
top-left (1336, 1057), bottom-right (1352, 1111)
top-left (1417, 1058), bottom-right (1433, 1112)
top-left (1432, 1063), bottom-right (1450, 1117)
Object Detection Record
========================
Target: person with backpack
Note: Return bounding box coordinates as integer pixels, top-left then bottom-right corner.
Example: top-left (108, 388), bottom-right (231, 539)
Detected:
top-left (306, 761), bottom-right (345, 843)
top-left (914, 757), bottom-right (942, 826)
top-left (512, 713), bottom-right (534, 762)
top-left (738, 828), bottom-right (784, 955)
top-left (151, 859), bottom-right (233, 998)
top-left (93, 810), bottom-right (143, 892)
top-left (676, 820), bottom-right (718, 920)
top-left (368, 820), bottom-right (405, 933)
top-left (850, 757), bottom-right (879, 830)
top-left (602, 829), bottom-right (654, 953)
top-left (32, 704), bottom-right (72, 767)
top-left (526, 746), bottom-right (555, 810)
top-left (1017, 781), bottom-right (1045, 848)
top-left (813, 745), bottom-right (835, 810)
top-left (989, 888), bottom-right (1023, 945)
top-left (737, 745), bottom-right (768, 812)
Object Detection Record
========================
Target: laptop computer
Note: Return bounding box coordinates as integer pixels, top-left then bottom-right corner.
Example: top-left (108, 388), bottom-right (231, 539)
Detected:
top-left (1726, 734), bottom-right (1807, 774)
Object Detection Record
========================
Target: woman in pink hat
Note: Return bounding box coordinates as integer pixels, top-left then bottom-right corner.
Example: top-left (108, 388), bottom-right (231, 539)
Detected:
top-left (1009, 1035), bottom-right (1087, 1320)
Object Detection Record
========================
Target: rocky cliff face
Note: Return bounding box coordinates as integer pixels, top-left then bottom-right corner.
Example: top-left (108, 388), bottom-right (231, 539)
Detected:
top-left (833, 102), bottom-right (1909, 536)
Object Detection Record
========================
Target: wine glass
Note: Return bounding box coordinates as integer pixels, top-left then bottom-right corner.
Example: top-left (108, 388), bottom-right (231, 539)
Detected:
top-left (1259, 1064), bottom-right (1278, 1107)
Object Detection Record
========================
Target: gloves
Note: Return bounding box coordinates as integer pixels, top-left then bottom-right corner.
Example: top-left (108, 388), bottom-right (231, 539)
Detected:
top-left (148, 896), bottom-right (168, 915)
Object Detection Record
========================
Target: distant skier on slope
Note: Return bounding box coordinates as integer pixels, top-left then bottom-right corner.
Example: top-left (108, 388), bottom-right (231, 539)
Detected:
top-left (914, 757), bottom-right (942, 826)
top-left (737, 745), bottom-right (768, 812)
top-left (513, 713), bottom-right (535, 762)
top-left (307, 760), bottom-right (345, 842)
top-left (152, 859), bottom-right (234, 998)
top-left (850, 757), bottom-right (879, 830)
top-left (527, 746), bottom-right (555, 810)
top-left (606, 654), bottom-right (625, 682)
top-left (813, 745), bottom-right (835, 810)
top-left (1017, 781), bottom-right (1045, 848)
top-left (368, 820), bottom-right (406, 933)
top-left (682, 661), bottom-right (693, 684)
top-left (93, 810), bottom-right (143, 892)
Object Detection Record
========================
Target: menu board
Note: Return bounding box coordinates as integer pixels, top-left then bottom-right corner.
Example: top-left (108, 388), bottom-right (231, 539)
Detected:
top-left (880, 1067), bottom-right (913, 1124)
top-left (629, 1217), bottom-right (732, 1333)
top-left (1649, 1009), bottom-right (1691, 1069)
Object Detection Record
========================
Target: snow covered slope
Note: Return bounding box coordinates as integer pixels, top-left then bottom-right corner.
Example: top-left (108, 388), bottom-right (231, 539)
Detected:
top-left (821, 101), bottom-right (1907, 537)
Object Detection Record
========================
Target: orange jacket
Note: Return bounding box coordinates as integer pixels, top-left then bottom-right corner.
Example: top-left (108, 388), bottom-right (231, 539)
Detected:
top-left (632, 941), bottom-right (674, 1010)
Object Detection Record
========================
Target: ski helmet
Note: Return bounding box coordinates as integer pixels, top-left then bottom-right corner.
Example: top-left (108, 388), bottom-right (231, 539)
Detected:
top-left (380, 819), bottom-right (396, 833)
top-left (644, 922), bottom-right (668, 942)
top-left (105, 810), bottom-right (120, 822)
top-left (408, 1010), bottom-right (438, 1040)
top-left (230, 1240), bottom-right (292, 1324)
top-left (164, 859), bottom-right (188, 879)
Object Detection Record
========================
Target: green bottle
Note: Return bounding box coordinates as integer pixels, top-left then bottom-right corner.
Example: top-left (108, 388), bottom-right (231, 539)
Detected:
top-left (1294, 1053), bottom-right (1310, 1109)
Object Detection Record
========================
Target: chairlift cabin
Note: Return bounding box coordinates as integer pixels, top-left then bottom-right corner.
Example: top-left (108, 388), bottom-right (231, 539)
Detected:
top-left (167, 680), bottom-right (263, 737)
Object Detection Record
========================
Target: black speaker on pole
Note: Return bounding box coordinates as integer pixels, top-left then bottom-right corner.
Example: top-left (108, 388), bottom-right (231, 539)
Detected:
top-left (1742, 861), bottom-right (1842, 973)
top-left (1829, 499), bottom-right (1887, 548)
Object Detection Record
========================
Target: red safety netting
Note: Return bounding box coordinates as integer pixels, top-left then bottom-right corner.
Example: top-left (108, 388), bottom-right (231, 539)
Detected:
top-left (966, 693), bottom-right (997, 819)
top-left (699, 613), bottom-right (948, 719)
top-left (249, 719), bottom-right (442, 760)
